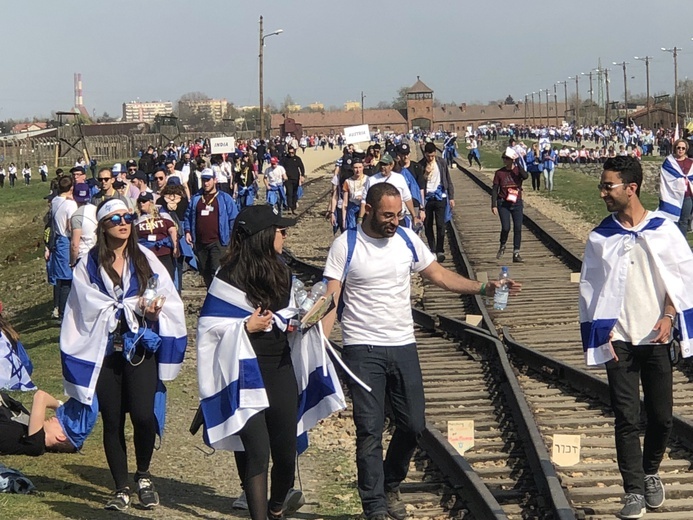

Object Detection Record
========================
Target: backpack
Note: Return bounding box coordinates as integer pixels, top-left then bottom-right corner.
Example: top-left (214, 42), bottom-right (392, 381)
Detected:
top-left (336, 227), bottom-right (418, 320)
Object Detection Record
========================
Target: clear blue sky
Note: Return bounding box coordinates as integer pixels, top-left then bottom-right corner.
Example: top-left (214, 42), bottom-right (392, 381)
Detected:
top-left (3, 0), bottom-right (693, 119)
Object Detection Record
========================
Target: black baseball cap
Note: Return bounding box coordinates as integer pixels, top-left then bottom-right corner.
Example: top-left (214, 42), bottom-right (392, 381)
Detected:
top-left (396, 143), bottom-right (410, 156)
top-left (128, 170), bottom-right (148, 182)
top-left (126, 159), bottom-right (138, 169)
top-left (70, 166), bottom-right (85, 174)
top-left (236, 205), bottom-right (295, 237)
top-left (137, 191), bottom-right (154, 203)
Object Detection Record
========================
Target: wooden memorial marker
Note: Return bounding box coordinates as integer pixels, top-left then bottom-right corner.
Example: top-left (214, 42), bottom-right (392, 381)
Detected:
top-left (465, 315), bottom-right (483, 327)
top-left (447, 420), bottom-right (474, 455)
top-left (551, 434), bottom-right (581, 466)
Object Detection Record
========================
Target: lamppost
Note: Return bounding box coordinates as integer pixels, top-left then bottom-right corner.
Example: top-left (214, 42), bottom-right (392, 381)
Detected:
top-left (531, 92), bottom-right (536, 126)
top-left (634, 56), bottom-right (653, 128)
top-left (556, 80), bottom-right (568, 124)
top-left (568, 76), bottom-right (580, 124)
top-left (604, 68), bottom-right (611, 123)
top-left (582, 71), bottom-right (594, 123)
top-left (612, 61), bottom-right (629, 124)
top-left (545, 88), bottom-right (550, 127)
top-left (524, 94), bottom-right (528, 126)
top-left (360, 91), bottom-right (366, 124)
top-left (553, 84), bottom-right (559, 127)
top-left (258, 15), bottom-right (283, 140)
top-left (662, 46), bottom-right (679, 128)
top-left (538, 89), bottom-right (543, 125)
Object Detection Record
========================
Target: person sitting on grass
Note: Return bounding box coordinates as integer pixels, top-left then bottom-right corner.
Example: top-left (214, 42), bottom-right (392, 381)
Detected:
top-left (0, 389), bottom-right (97, 456)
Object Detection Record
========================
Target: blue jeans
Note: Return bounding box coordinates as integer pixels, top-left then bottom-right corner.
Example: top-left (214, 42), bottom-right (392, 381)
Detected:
top-left (543, 168), bottom-right (554, 191)
top-left (342, 343), bottom-right (426, 517)
top-left (677, 196), bottom-right (692, 236)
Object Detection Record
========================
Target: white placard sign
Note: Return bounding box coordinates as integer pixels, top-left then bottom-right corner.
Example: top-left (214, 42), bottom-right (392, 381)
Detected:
top-left (210, 137), bottom-right (236, 154)
top-left (551, 434), bottom-right (581, 466)
top-left (448, 420), bottom-right (474, 455)
top-left (344, 124), bottom-right (370, 145)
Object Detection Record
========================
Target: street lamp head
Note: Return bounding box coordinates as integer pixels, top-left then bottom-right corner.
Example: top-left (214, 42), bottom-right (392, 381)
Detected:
top-left (661, 47), bottom-right (667, 51)
top-left (274, 29), bottom-right (284, 34)
top-left (634, 56), bottom-right (639, 60)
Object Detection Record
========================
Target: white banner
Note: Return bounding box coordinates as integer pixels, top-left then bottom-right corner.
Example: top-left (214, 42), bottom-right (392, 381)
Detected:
top-left (210, 137), bottom-right (236, 154)
top-left (344, 124), bottom-right (370, 145)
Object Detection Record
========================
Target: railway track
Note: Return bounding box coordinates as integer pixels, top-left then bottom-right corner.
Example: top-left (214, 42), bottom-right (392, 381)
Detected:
top-left (284, 152), bottom-right (575, 519)
top-left (438, 151), bottom-right (693, 519)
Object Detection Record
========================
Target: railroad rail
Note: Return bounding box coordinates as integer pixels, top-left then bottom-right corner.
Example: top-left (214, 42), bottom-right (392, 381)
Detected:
top-left (283, 151), bottom-right (575, 519)
top-left (441, 150), bottom-right (693, 518)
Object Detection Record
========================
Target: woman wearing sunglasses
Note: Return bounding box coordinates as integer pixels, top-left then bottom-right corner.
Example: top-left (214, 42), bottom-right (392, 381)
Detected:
top-left (659, 138), bottom-right (693, 235)
top-left (59, 199), bottom-right (187, 511)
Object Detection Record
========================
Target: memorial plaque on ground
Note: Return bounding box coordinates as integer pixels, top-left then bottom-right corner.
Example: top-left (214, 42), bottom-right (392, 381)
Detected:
top-left (447, 419), bottom-right (474, 455)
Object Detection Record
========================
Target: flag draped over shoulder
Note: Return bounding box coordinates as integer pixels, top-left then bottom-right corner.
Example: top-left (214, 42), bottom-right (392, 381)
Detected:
top-left (579, 212), bottom-right (693, 365)
top-left (658, 155), bottom-right (692, 221)
top-left (60, 245), bottom-right (187, 405)
top-left (196, 277), bottom-right (346, 452)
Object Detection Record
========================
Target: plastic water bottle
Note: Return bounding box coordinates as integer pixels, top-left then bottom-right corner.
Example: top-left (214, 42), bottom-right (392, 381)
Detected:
top-left (493, 267), bottom-right (509, 310)
top-left (310, 279), bottom-right (327, 299)
top-left (142, 274), bottom-right (159, 308)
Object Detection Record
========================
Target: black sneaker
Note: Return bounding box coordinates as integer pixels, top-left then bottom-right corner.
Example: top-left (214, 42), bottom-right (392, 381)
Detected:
top-left (283, 488), bottom-right (305, 515)
top-left (644, 474), bottom-right (665, 509)
top-left (513, 252), bottom-right (524, 263)
top-left (385, 489), bottom-right (407, 520)
top-left (137, 478), bottom-right (159, 509)
top-left (496, 245), bottom-right (506, 259)
top-left (105, 488), bottom-right (131, 511)
top-left (619, 493), bottom-right (645, 519)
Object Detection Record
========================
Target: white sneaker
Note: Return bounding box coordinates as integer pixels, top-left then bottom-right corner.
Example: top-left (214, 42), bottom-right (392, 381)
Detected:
top-left (232, 491), bottom-right (248, 510)
top-left (51, 307), bottom-right (59, 319)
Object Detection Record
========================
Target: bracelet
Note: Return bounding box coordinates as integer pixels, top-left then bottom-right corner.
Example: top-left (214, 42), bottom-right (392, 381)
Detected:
top-left (479, 282), bottom-right (486, 296)
top-left (356, 217), bottom-right (363, 223)
top-left (664, 313), bottom-right (676, 323)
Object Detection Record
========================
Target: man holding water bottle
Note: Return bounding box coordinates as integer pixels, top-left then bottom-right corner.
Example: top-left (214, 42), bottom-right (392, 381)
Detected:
top-left (322, 183), bottom-right (520, 520)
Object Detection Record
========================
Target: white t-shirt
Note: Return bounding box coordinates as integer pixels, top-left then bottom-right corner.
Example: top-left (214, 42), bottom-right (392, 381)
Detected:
top-left (264, 165), bottom-right (286, 187)
top-left (331, 173), bottom-right (343, 209)
top-left (179, 163), bottom-right (191, 184)
top-left (52, 196), bottom-right (78, 237)
top-left (611, 220), bottom-right (667, 345)
top-left (70, 204), bottom-right (98, 259)
top-left (426, 162), bottom-right (441, 194)
top-left (323, 226), bottom-right (435, 346)
top-left (361, 172), bottom-right (412, 214)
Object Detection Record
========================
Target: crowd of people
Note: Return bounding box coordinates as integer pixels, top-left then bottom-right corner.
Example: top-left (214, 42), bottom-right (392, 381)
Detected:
top-left (3, 122), bottom-right (693, 520)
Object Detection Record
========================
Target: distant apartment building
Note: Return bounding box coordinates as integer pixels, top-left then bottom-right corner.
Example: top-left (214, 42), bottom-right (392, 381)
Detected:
top-left (178, 98), bottom-right (228, 123)
top-left (344, 101), bottom-right (361, 111)
top-left (308, 102), bottom-right (324, 111)
top-left (122, 101), bottom-right (174, 122)
top-left (11, 122), bottom-right (49, 134)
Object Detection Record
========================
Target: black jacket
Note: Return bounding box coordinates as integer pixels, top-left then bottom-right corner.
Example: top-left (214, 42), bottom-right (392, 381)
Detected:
top-left (418, 156), bottom-right (455, 199)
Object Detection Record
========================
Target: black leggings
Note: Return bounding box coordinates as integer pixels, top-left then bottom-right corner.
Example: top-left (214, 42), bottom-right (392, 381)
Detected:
top-left (530, 171), bottom-right (542, 190)
top-left (424, 198), bottom-right (446, 254)
top-left (96, 348), bottom-right (158, 491)
top-left (236, 357), bottom-right (298, 519)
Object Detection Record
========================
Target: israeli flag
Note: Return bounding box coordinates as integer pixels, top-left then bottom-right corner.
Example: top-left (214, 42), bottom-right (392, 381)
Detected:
top-left (0, 333), bottom-right (35, 391)
top-left (196, 277), bottom-right (346, 451)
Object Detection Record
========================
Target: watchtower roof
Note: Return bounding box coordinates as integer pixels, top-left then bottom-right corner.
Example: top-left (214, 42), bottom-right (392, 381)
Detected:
top-left (407, 76), bottom-right (433, 94)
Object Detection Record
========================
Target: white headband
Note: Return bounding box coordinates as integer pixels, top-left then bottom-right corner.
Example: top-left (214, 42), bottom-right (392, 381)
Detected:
top-left (96, 199), bottom-right (129, 222)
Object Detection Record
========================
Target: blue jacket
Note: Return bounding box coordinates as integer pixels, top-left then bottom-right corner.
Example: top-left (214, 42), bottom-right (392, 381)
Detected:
top-left (184, 190), bottom-right (238, 247)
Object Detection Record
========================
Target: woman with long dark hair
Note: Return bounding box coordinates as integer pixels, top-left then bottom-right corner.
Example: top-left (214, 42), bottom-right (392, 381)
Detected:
top-left (196, 205), bottom-right (345, 520)
top-left (60, 199), bottom-right (187, 511)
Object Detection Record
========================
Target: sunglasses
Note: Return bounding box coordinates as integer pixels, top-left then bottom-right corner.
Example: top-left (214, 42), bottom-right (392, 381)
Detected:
top-left (128, 168), bottom-right (138, 172)
top-left (106, 213), bottom-right (134, 226)
top-left (155, 176), bottom-right (165, 181)
top-left (98, 177), bottom-right (112, 182)
top-left (676, 146), bottom-right (687, 150)
top-left (276, 228), bottom-right (287, 237)
top-left (597, 183), bottom-right (625, 191)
